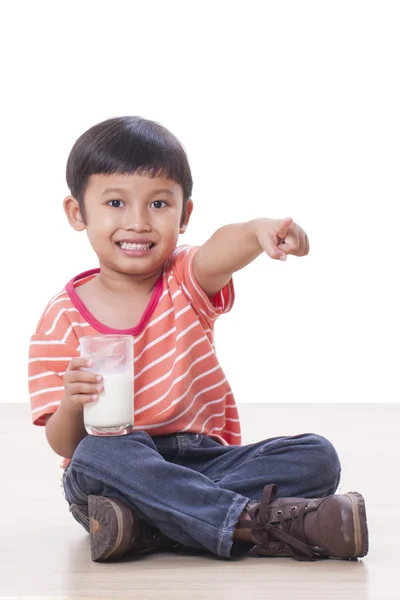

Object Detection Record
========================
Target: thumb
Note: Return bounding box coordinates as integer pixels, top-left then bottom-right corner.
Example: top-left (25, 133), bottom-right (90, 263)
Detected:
top-left (262, 236), bottom-right (288, 261)
top-left (275, 217), bottom-right (293, 240)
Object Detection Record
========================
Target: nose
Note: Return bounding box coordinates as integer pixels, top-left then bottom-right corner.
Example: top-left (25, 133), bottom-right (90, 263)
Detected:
top-left (123, 204), bottom-right (151, 232)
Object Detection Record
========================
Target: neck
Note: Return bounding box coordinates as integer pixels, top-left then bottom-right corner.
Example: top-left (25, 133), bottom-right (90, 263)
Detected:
top-left (96, 264), bottom-right (162, 298)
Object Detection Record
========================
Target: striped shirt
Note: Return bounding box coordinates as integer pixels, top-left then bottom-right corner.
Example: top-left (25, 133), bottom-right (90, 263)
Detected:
top-left (28, 246), bottom-right (241, 464)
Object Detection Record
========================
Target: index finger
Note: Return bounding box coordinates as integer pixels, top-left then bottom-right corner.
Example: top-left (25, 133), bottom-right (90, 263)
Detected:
top-left (275, 217), bottom-right (293, 239)
top-left (68, 357), bottom-right (93, 370)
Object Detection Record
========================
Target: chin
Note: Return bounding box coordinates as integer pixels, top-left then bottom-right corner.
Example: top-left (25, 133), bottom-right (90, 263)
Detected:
top-left (116, 257), bottom-right (167, 276)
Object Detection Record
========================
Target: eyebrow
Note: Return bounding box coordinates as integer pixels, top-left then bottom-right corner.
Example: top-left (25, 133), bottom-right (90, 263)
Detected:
top-left (102, 187), bottom-right (175, 196)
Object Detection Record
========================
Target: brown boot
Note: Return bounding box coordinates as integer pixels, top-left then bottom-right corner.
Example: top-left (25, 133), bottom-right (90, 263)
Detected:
top-left (88, 495), bottom-right (181, 562)
top-left (237, 484), bottom-right (369, 561)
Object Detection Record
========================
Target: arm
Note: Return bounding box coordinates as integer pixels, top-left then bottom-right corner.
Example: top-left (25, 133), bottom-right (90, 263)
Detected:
top-left (193, 217), bottom-right (309, 297)
top-left (45, 398), bottom-right (88, 458)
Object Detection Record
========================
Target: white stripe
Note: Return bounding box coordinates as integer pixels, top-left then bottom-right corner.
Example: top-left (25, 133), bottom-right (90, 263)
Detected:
top-left (30, 386), bottom-right (64, 399)
top-left (135, 334), bottom-right (208, 383)
top-left (43, 296), bottom-right (70, 316)
top-left (148, 307), bottom-right (174, 326)
top-left (171, 335), bottom-right (208, 365)
top-left (132, 291), bottom-right (197, 350)
top-left (134, 348), bottom-right (176, 380)
top-left (48, 289), bottom-right (66, 304)
top-left (29, 356), bottom-right (73, 364)
top-left (188, 252), bottom-right (233, 316)
top-left (223, 429), bottom-right (241, 437)
top-left (188, 254), bottom-right (213, 304)
top-left (225, 417), bottom-right (240, 423)
top-left (160, 288), bottom-right (169, 301)
top-left (182, 392), bottom-right (232, 431)
top-left (136, 376), bottom-right (227, 428)
top-left (134, 327), bottom-right (176, 361)
top-left (209, 427), bottom-right (223, 436)
top-left (28, 371), bottom-right (64, 382)
top-left (173, 245), bottom-right (189, 258)
top-left (45, 308), bottom-right (80, 335)
top-left (181, 282), bottom-right (194, 302)
top-left (133, 308), bottom-right (174, 346)
top-left (133, 307), bottom-right (174, 344)
top-left (134, 290), bottom-right (180, 344)
top-left (132, 292), bottom-right (186, 345)
top-left (31, 400), bottom-right (61, 414)
top-left (172, 289), bottom-right (182, 299)
top-left (175, 305), bottom-right (191, 319)
top-left (135, 348), bottom-right (215, 403)
top-left (62, 322), bottom-right (91, 344)
top-left (43, 275), bottom-right (93, 317)
top-left (200, 410), bottom-right (226, 434)
top-left (176, 320), bottom-right (198, 341)
top-left (156, 372), bottom-right (224, 417)
top-left (188, 253), bottom-right (219, 319)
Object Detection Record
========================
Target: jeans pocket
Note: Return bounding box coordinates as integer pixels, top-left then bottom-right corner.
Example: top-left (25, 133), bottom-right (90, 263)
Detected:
top-left (69, 503), bottom-right (90, 533)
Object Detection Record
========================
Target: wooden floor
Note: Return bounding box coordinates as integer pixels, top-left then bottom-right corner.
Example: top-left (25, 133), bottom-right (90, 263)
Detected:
top-left (1, 403), bottom-right (398, 600)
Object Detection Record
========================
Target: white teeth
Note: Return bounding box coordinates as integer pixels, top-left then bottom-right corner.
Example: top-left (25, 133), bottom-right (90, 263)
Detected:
top-left (120, 242), bottom-right (152, 250)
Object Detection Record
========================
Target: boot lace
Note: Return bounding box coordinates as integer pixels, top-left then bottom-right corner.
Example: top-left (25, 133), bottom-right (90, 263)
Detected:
top-left (239, 484), bottom-right (319, 561)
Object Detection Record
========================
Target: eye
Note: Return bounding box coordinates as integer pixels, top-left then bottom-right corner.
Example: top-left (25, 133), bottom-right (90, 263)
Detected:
top-left (150, 200), bottom-right (167, 209)
top-left (107, 200), bottom-right (124, 208)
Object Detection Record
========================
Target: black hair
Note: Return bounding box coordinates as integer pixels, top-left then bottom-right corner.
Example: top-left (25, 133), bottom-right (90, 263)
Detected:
top-left (66, 116), bottom-right (193, 224)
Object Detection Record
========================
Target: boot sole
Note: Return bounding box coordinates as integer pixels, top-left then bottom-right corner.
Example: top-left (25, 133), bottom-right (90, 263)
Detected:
top-left (88, 495), bottom-right (135, 562)
top-left (344, 492), bottom-right (369, 558)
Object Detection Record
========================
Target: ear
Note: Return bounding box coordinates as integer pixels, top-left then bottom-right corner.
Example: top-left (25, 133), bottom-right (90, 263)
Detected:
top-left (179, 199), bottom-right (193, 234)
top-left (63, 196), bottom-right (86, 231)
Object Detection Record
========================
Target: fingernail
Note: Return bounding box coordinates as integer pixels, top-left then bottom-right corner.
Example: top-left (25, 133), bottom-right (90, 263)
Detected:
top-left (95, 375), bottom-right (103, 382)
top-left (86, 360), bottom-right (93, 367)
top-left (92, 394), bottom-right (98, 400)
top-left (95, 385), bottom-right (103, 392)
top-left (280, 255), bottom-right (287, 261)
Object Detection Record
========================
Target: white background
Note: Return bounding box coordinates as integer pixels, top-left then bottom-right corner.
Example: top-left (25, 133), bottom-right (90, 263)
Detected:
top-left (1, 0), bottom-right (399, 405)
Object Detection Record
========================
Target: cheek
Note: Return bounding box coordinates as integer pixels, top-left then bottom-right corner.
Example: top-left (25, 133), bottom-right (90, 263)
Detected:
top-left (100, 212), bottom-right (119, 229)
top-left (86, 214), bottom-right (117, 237)
top-left (165, 224), bottom-right (180, 244)
top-left (85, 226), bottom-right (113, 251)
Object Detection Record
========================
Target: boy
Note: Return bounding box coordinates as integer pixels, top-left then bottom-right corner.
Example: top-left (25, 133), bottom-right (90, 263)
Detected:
top-left (28, 116), bottom-right (368, 563)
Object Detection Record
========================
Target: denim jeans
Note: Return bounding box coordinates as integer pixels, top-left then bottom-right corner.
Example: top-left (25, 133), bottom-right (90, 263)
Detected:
top-left (62, 431), bottom-right (341, 559)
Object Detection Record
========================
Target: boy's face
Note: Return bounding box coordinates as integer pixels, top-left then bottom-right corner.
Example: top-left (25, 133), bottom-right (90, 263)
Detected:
top-left (64, 173), bottom-right (193, 278)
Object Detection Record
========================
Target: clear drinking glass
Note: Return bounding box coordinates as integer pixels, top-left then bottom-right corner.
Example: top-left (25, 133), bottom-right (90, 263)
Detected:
top-left (80, 335), bottom-right (134, 436)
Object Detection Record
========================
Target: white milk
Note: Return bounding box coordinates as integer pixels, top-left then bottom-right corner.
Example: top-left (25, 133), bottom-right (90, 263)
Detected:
top-left (84, 371), bottom-right (134, 428)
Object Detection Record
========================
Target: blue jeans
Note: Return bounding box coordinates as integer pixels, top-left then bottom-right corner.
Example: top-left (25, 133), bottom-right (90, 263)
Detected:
top-left (63, 431), bottom-right (341, 559)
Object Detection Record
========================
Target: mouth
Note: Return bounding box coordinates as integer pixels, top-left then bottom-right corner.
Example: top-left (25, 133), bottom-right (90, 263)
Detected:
top-left (117, 241), bottom-right (154, 250)
top-left (116, 240), bottom-right (155, 257)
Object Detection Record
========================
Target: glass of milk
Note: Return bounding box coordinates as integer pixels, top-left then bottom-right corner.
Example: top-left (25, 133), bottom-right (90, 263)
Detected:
top-left (80, 335), bottom-right (134, 436)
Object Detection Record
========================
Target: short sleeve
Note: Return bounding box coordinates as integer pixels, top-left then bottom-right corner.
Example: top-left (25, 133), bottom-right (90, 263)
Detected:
top-left (168, 246), bottom-right (235, 325)
top-left (28, 333), bottom-right (79, 426)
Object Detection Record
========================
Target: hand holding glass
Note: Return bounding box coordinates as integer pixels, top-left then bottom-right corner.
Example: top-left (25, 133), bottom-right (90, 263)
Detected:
top-left (80, 335), bottom-right (134, 436)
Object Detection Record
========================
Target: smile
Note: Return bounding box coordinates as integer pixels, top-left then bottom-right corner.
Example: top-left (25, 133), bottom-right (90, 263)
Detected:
top-left (117, 242), bottom-right (154, 250)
